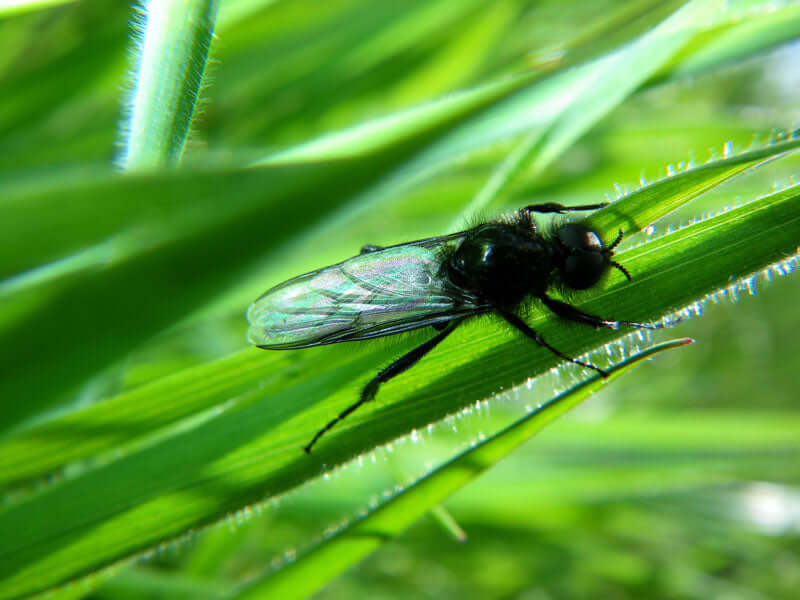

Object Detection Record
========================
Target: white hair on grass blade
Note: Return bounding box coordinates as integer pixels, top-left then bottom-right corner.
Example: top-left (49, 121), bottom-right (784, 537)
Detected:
top-left (116, 0), bottom-right (219, 170)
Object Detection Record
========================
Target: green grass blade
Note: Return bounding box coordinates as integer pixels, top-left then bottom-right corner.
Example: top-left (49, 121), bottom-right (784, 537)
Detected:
top-left (234, 339), bottom-right (692, 600)
top-left (0, 180), bottom-right (797, 599)
top-left (587, 132), bottom-right (800, 237)
top-left (256, 0), bottom-right (711, 180)
top-left (0, 162), bottom-right (383, 432)
top-left (0, 56), bottom-right (553, 432)
top-left (0, 138), bottom-right (796, 477)
top-left (253, 70), bottom-right (539, 165)
top-left (454, 0), bottom-right (720, 224)
top-left (0, 350), bottom-right (265, 487)
top-left (118, 0), bottom-right (219, 169)
top-left (1, 3), bottom-right (799, 598)
top-left (656, 2), bottom-right (800, 82)
top-left (523, 0), bottom-right (716, 178)
top-left (444, 412), bottom-right (800, 506)
top-left (0, 0), bottom-right (75, 17)
top-left (9, 44), bottom-right (791, 435)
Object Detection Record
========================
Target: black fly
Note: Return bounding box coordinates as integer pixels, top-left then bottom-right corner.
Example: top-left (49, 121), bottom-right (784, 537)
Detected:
top-left (247, 203), bottom-right (656, 453)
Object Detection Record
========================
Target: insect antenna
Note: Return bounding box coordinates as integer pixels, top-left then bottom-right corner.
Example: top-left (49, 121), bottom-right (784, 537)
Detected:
top-left (610, 261), bottom-right (632, 281)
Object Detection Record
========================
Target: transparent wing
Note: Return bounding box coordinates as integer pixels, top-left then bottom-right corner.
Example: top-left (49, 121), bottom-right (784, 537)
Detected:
top-left (246, 235), bottom-right (484, 349)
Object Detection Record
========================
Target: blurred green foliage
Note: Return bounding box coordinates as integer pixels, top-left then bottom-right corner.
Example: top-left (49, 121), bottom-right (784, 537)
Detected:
top-left (1, 1), bottom-right (799, 599)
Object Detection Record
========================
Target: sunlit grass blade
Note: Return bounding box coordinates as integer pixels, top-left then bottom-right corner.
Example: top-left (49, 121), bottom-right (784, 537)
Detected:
top-left (0, 180), bottom-right (797, 599)
top-left (3, 133), bottom-right (795, 437)
top-left (253, 70), bottom-right (539, 165)
top-left (0, 350), bottom-right (265, 487)
top-left (0, 162), bottom-right (401, 432)
top-left (523, 0), bottom-right (717, 178)
top-left (98, 567), bottom-right (230, 600)
top-left (656, 2), bottom-right (800, 82)
top-left (347, 0), bottom-right (719, 229)
top-left (587, 132), bottom-right (800, 238)
top-left (0, 0), bottom-right (75, 17)
top-left (444, 411), bottom-right (800, 506)
top-left (118, 0), bottom-right (219, 170)
top-left (1, 2), bottom-right (798, 598)
top-left (234, 339), bottom-right (692, 600)
top-left (0, 40), bottom-right (551, 432)
top-left (452, 0), bottom-right (709, 226)
top-left (2, 6), bottom-right (796, 435)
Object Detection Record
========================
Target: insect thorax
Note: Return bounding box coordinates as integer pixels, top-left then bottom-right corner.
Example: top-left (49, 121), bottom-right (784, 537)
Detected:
top-left (445, 222), bottom-right (557, 307)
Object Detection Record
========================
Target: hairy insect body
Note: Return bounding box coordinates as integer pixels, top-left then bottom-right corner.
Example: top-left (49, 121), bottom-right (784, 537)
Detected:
top-left (446, 220), bottom-right (557, 307)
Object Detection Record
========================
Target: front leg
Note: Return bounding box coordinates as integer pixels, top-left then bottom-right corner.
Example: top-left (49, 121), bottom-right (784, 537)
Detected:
top-left (540, 294), bottom-right (663, 330)
top-left (498, 309), bottom-right (608, 377)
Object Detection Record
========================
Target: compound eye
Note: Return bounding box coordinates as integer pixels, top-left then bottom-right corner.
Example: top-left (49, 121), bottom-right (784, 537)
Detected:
top-left (558, 224), bottom-right (604, 251)
top-left (564, 251), bottom-right (605, 290)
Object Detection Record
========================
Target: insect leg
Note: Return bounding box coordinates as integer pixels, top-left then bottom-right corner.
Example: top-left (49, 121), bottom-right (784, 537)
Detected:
top-left (497, 309), bottom-right (608, 377)
top-left (523, 202), bottom-right (609, 215)
top-left (304, 320), bottom-right (462, 453)
top-left (540, 295), bottom-right (663, 330)
top-left (360, 245), bottom-right (384, 254)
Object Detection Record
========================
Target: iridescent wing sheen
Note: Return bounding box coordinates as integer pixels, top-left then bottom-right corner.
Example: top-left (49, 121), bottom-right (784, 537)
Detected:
top-left (246, 235), bottom-right (485, 349)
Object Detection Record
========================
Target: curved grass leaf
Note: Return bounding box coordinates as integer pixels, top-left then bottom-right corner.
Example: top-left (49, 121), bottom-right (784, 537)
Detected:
top-left (0, 0), bottom-right (75, 18)
top-left (0, 3), bottom-right (798, 600)
top-left (118, 0), bottom-right (220, 170)
top-left (234, 338), bottom-right (692, 600)
top-left (2, 1), bottom-right (798, 432)
top-left (0, 178), bottom-right (797, 599)
top-left (257, 0), bottom-right (704, 169)
top-left (656, 2), bottom-right (800, 82)
top-left (451, 0), bottom-right (697, 227)
top-left (0, 137), bottom-right (797, 485)
top-left (0, 162), bottom-right (388, 432)
top-left (1, 0), bottom-right (793, 175)
top-left (0, 54), bottom-right (552, 434)
top-left (587, 133), bottom-right (800, 238)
